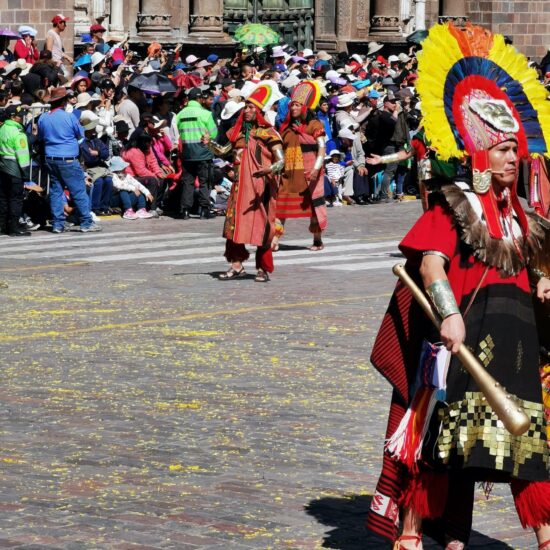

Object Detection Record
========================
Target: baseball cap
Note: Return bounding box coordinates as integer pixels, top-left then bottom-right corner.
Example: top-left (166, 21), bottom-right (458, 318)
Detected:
top-left (5, 104), bottom-right (25, 117)
top-left (185, 54), bottom-right (199, 65)
top-left (207, 54), bottom-right (219, 63)
top-left (187, 87), bottom-right (202, 100)
top-left (52, 14), bottom-right (69, 25)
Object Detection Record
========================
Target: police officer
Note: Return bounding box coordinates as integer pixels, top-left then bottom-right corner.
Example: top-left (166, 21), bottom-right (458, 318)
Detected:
top-left (0, 104), bottom-right (31, 236)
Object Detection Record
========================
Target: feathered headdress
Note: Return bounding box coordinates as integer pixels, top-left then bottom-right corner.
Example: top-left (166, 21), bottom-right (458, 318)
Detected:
top-left (417, 23), bottom-right (550, 237)
top-left (417, 23), bottom-right (550, 161)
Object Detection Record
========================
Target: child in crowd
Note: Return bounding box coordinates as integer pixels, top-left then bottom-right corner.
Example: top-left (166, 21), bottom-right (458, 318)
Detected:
top-left (324, 149), bottom-right (344, 207)
top-left (108, 156), bottom-right (154, 220)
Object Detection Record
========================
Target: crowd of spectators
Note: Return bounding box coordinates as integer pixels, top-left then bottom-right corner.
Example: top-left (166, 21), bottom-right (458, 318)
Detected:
top-left (1, 15), bottom-right (550, 236)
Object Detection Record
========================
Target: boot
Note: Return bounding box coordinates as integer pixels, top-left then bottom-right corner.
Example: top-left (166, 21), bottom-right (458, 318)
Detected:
top-left (200, 206), bottom-right (215, 219)
top-left (9, 225), bottom-right (31, 237)
top-left (177, 209), bottom-right (190, 220)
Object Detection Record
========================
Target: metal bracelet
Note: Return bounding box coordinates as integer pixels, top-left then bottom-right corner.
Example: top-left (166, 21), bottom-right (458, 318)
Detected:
top-left (269, 147), bottom-right (285, 174)
top-left (426, 279), bottom-right (460, 319)
top-left (380, 152), bottom-right (400, 164)
top-left (316, 135), bottom-right (326, 149)
top-left (531, 267), bottom-right (550, 281)
top-left (313, 155), bottom-right (324, 171)
top-left (422, 250), bottom-right (451, 265)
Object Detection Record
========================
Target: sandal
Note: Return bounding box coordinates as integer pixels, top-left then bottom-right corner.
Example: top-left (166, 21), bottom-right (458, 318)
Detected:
top-left (255, 269), bottom-right (270, 283)
top-left (218, 266), bottom-right (246, 280)
top-left (309, 241), bottom-right (324, 252)
top-left (393, 534), bottom-right (422, 550)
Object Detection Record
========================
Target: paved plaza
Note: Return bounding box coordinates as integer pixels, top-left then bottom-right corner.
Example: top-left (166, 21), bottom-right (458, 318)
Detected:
top-left (0, 202), bottom-right (537, 549)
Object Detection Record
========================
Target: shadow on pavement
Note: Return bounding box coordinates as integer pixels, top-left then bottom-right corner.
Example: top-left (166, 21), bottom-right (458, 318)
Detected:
top-left (305, 494), bottom-right (515, 549)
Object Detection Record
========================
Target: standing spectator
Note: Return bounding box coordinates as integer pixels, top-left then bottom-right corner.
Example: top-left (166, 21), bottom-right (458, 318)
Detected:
top-left (338, 128), bottom-right (368, 204)
top-left (14, 26), bottom-right (39, 65)
top-left (37, 87), bottom-right (101, 233)
top-left (45, 14), bottom-right (73, 71)
top-left (89, 23), bottom-right (106, 45)
top-left (377, 94), bottom-right (400, 202)
top-left (174, 87), bottom-right (218, 219)
top-left (0, 105), bottom-right (32, 236)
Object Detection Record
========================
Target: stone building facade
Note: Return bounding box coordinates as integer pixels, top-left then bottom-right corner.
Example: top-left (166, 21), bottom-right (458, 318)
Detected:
top-left (0, 0), bottom-right (548, 60)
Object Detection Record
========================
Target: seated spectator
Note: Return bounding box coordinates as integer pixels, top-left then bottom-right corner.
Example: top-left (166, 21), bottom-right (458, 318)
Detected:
top-left (122, 133), bottom-right (164, 216)
top-left (108, 156), bottom-right (153, 219)
top-left (79, 110), bottom-right (113, 215)
top-left (324, 149), bottom-right (344, 207)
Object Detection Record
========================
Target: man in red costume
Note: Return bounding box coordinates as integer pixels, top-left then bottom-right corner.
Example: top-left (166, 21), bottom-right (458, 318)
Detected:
top-left (205, 82), bottom-right (284, 283)
top-left (367, 23), bottom-right (550, 550)
top-left (274, 80), bottom-right (327, 251)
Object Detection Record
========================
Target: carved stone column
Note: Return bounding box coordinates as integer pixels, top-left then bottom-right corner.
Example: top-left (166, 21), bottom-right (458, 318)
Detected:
top-left (109, 0), bottom-right (125, 34)
top-left (189, 0), bottom-right (225, 36)
top-left (439, 0), bottom-right (468, 26)
top-left (415, 0), bottom-right (426, 30)
top-left (370, 0), bottom-right (402, 35)
top-left (137, 0), bottom-right (173, 36)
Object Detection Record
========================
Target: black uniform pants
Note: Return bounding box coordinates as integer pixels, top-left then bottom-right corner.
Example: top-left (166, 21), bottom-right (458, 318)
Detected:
top-left (0, 171), bottom-right (24, 233)
top-left (180, 160), bottom-right (212, 211)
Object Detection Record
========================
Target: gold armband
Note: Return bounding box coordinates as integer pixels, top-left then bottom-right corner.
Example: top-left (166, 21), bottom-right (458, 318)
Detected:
top-left (380, 152), bottom-right (401, 164)
top-left (207, 141), bottom-right (232, 156)
top-left (426, 279), bottom-right (460, 319)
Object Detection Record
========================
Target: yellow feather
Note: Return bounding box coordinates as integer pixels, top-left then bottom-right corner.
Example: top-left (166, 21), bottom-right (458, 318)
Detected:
top-left (416, 24), bottom-right (466, 160)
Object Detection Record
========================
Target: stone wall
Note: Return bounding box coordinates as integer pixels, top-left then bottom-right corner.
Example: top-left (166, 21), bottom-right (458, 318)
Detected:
top-left (467, 0), bottom-right (550, 59)
top-left (0, 0), bottom-right (74, 56)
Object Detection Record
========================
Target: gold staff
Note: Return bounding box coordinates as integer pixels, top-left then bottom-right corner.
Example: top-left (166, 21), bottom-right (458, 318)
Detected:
top-left (392, 263), bottom-right (530, 436)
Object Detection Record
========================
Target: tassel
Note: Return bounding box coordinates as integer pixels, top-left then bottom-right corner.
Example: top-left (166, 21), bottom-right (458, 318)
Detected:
top-left (399, 470), bottom-right (449, 519)
top-left (385, 387), bottom-right (438, 472)
top-left (511, 479), bottom-right (550, 528)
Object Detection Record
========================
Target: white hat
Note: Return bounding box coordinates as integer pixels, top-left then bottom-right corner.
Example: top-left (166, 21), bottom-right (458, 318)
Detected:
top-left (254, 46), bottom-right (266, 54)
top-left (227, 88), bottom-right (245, 100)
top-left (367, 41), bottom-right (384, 56)
top-left (4, 59), bottom-right (30, 76)
top-left (80, 109), bottom-right (99, 130)
top-left (91, 52), bottom-right (105, 68)
top-left (239, 81), bottom-right (257, 98)
top-left (75, 92), bottom-right (93, 108)
top-left (338, 128), bottom-right (356, 141)
top-left (316, 50), bottom-right (332, 61)
top-left (109, 156), bottom-right (129, 172)
top-left (185, 54), bottom-right (199, 65)
top-left (281, 74), bottom-right (301, 90)
top-left (302, 48), bottom-right (314, 58)
top-left (388, 55), bottom-right (399, 64)
top-left (197, 59), bottom-right (212, 68)
top-left (220, 100), bottom-right (245, 120)
top-left (336, 92), bottom-right (357, 108)
top-left (398, 53), bottom-right (411, 63)
top-left (18, 25), bottom-right (37, 37)
top-left (350, 54), bottom-right (363, 64)
top-left (327, 149), bottom-right (344, 158)
top-left (271, 46), bottom-right (285, 58)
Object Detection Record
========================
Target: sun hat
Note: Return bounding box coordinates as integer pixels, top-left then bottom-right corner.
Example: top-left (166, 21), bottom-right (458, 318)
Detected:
top-left (336, 92), bottom-right (357, 108)
top-left (91, 52), bottom-right (105, 68)
top-left (80, 109), bottom-right (99, 130)
top-left (48, 87), bottom-right (68, 103)
top-left (327, 148), bottom-right (344, 158)
top-left (271, 46), bottom-right (285, 58)
top-left (18, 25), bottom-right (37, 37)
top-left (109, 156), bottom-right (129, 172)
top-left (338, 128), bottom-right (356, 141)
top-left (75, 92), bottom-right (94, 108)
top-left (185, 54), bottom-right (199, 65)
top-left (74, 54), bottom-right (92, 68)
top-left (197, 59), bottom-right (212, 68)
top-left (220, 100), bottom-right (245, 120)
top-left (398, 53), bottom-right (411, 63)
top-left (367, 41), bottom-right (383, 56)
top-left (388, 54), bottom-right (399, 64)
top-left (302, 48), bottom-right (315, 58)
top-left (316, 50), bottom-right (332, 61)
top-left (325, 70), bottom-right (347, 86)
top-left (70, 73), bottom-right (91, 90)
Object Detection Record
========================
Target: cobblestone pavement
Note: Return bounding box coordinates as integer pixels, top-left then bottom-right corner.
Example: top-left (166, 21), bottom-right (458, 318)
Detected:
top-left (0, 201), bottom-right (537, 549)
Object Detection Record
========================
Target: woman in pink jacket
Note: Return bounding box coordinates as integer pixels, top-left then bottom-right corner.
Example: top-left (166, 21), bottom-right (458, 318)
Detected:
top-left (122, 133), bottom-right (164, 216)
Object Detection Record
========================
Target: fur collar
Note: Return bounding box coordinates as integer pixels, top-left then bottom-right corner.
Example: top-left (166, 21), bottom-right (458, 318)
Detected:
top-left (439, 183), bottom-right (545, 277)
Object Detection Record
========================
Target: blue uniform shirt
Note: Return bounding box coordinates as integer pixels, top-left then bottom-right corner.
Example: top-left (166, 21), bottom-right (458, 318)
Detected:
top-left (38, 108), bottom-right (84, 158)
